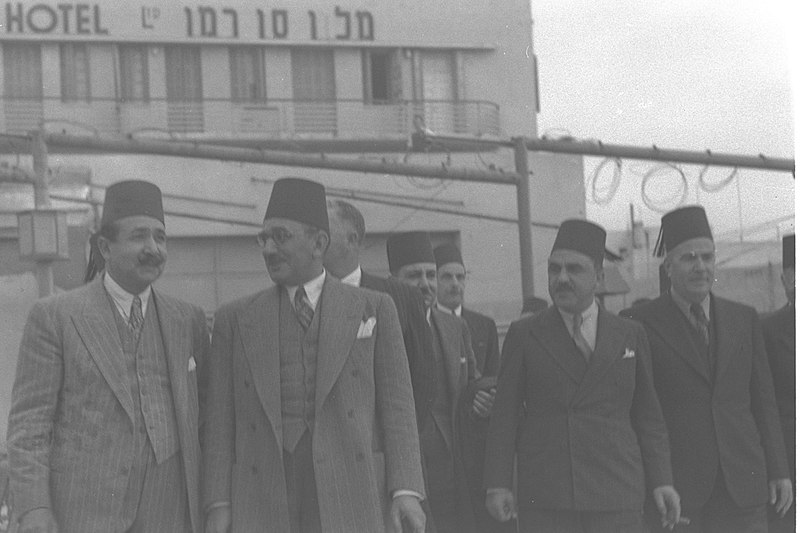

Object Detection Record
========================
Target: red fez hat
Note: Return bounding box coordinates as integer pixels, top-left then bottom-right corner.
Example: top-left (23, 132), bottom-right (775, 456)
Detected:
top-left (654, 205), bottom-right (712, 257)
top-left (101, 180), bottom-right (164, 226)
top-left (783, 234), bottom-right (794, 269)
top-left (387, 231), bottom-right (434, 273)
top-left (434, 243), bottom-right (463, 268)
top-left (264, 177), bottom-right (329, 234)
top-left (551, 219), bottom-right (606, 265)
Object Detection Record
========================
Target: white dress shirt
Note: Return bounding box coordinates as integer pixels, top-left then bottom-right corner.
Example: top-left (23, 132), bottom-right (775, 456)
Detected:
top-left (557, 300), bottom-right (599, 351)
top-left (104, 272), bottom-right (152, 321)
top-left (339, 266), bottom-right (362, 288)
top-left (285, 270), bottom-right (326, 311)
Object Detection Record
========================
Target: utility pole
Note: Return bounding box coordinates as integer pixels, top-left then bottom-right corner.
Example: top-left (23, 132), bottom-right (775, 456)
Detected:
top-left (514, 137), bottom-right (536, 298)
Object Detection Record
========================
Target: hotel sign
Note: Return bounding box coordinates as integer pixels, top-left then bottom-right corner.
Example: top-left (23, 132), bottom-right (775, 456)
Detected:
top-left (2, 2), bottom-right (378, 42)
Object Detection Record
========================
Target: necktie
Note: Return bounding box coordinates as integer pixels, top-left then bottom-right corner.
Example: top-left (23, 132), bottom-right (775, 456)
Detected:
top-left (294, 287), bottom-right (314, 330)
top-left (572, 313), bottom-right (592, 361)
top-left (129, 295), bottom-right (144, 331)
top-left (690, 303), bottom-right (709, 347)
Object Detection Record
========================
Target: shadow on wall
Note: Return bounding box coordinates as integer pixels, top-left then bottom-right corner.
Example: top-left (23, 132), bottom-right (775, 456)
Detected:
top-left (0, 273), bottom-right (39, 446)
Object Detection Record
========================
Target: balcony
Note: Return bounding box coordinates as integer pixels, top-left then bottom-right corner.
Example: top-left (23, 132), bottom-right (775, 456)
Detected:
top-left (0, 96), bottom-right (500, 143)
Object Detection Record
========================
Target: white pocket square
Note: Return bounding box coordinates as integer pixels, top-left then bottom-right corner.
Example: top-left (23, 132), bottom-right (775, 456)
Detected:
top-left (188, 356), bottom-right (197, 372)
top-left (357, 317), bottom-right (377, 339)
top-left (622, 348), bottom-right (636, 359)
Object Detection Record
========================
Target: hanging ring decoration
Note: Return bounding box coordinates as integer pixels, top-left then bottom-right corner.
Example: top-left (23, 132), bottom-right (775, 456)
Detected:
top-left (590, 157), bottom-right (622, 205)
top-left (641, 163), bottom-right (688, 213)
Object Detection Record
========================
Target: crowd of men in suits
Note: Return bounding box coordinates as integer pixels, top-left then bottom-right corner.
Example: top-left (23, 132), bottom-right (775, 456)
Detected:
top-left (3, 176), bottom-right (794, 533)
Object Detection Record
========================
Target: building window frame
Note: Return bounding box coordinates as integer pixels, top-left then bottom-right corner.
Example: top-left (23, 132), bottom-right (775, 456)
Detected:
top-left (60, 43), bottom-right (91, 103)
top-left (229, 46), bottom-right (266, 103)
top-left (119, 45), bottom-right (150, 102)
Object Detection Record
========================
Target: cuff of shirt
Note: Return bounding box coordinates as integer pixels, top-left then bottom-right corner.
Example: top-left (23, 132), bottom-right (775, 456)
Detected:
top-left (392, 489), bottom-right (424, 501)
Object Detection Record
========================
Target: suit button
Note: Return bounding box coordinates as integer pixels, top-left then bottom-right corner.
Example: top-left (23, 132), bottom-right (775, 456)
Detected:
top-left (347, 409), bottom-right (355, 419)
top-left (355, 452), bottom-right (365, 461)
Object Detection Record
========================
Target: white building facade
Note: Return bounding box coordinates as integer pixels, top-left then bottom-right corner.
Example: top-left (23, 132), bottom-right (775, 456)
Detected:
top-left (0, 0), bottom-right (585, 326)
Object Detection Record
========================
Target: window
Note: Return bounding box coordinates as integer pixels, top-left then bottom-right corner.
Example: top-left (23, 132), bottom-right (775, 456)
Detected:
top-left (291, 49), bottom-right (335, 101)
top-left (3, 43), bottom-right (42, 99)
top-left (60, 44), bottom-right (90, 102)
top-left (230, 47), bottom-right (266, 102)
top-left (362, 50), bottom-right (401, 104)
top-left (119, 45), bottom-right (149, 102)
top-left (165, 46), bottom-right (203, 101)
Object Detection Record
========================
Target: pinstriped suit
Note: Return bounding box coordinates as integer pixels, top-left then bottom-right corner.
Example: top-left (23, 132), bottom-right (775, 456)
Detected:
top-left (6, 278), bottom-right (208, 532)
top-left (202, 277), bottom-right (424, 532)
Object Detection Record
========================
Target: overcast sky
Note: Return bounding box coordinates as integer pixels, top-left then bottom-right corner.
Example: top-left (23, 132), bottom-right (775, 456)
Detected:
top-left (530, 0), bottom-right (796, 238)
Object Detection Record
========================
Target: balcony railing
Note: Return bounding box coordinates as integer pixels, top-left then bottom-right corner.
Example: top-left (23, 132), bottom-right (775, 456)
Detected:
top-left (0, 96), bottom-right (500, 140)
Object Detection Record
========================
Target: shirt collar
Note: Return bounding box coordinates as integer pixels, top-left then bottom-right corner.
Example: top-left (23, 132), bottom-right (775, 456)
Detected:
top-left (339, 266), bottom-right (362, 288)
top-left (557, 299), bottom-right (598, 330)
top-left (103, 272), bottom-right (152, 320)
top-left (436, 303), bottom-right (462, 317)
top-left (670, 288), bottom-right (710, 320)
top-left (286, 270), bottom-right (327, 311)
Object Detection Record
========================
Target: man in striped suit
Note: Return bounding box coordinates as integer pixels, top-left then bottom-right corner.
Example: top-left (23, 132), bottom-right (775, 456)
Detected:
top-left (7, 181), bottom-right (209, 533)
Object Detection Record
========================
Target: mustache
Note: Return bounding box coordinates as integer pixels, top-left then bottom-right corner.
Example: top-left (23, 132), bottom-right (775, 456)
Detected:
top-left (554, 282), bottom-right (573, 292)
top-left (138, 252), bottom-right (164, 266)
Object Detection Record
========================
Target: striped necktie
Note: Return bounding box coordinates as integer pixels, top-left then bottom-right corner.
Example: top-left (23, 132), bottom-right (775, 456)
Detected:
top-left (294, 287), bottom-right (314, 330)
top-left (690, 303), bottom-right (709, 347)
top-left (572, 312), bottom-right (592, 361)
top-left (129, 295), bottom-right (144, 331)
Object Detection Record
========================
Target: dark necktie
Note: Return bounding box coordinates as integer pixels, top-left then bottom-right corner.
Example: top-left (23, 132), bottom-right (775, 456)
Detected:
top-left (572, 313), bottom-right (592, 361)
top-left (690, 303), bottom-right (709, 347)
top-left (294, 287), bottom-right (314, 330)
top-left (129, 295), bottom-right (144, 332)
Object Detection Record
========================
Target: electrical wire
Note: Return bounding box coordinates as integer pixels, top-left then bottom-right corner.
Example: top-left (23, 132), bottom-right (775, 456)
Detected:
top-left (640, 163), bottom-right (688, 213)
top-left (589, 157), bottom-right (622, 205)
top-left (698, 165), bottom-right (738, 192)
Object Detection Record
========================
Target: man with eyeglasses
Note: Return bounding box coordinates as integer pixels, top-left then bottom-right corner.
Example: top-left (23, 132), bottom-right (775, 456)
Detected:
top-left (622, 206), bottom-right (792, 533)
top-left (202, 178), bottom-right (425, 533)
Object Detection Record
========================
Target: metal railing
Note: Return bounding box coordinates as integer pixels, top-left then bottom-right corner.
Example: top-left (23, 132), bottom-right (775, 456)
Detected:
top-left (0, 96), bottom-right (500, 140)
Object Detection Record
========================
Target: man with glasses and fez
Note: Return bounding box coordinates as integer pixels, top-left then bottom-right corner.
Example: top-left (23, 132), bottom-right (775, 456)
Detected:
top-left (202, 178), bottom-right (426, 533)
top-left (622, 206), bottom-right (792, 532)
top-left (761, 233), bottom-right (795, 533)
top-left (485, 219), bottom-right (681, 533)
top-left (7, 180), bottom-right (209, 533)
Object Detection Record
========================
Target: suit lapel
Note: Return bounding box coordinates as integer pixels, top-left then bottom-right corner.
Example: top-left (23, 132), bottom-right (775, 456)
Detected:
top-left (530, 307), bottom-right (586, 385)
top-left (316, 279), bottom-right (362, 412)
top-left (239, 288), bottom-right (282, 437)
top-left (647, 294), bottom-right (710, 382)
top-left (431, 310), bottom-right (464, 397)
top-left (152, 291), bottom-right (190, 428)
top-left (574, 310), bottom-right (625, 402)
top-left (71, 279), bottom-right (135, 423)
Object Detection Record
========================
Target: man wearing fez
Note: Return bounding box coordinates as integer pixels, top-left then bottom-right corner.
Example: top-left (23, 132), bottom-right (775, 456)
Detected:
top-left (202, 178), bottom-right (425, 533)
top-left (485, 219), bottom-right (681, 533)
top-left (761, 234), bottom-right (795, 533)
top-left (622, 206), bottom-right (791, 532)
top-left (7, 180), bottom-right (209, 532)
top-left (434, 243), bottom-right (500, 377)
top-left (323, 199), bottom-right (435, 425)
top-left (387, 231), bottom-right (485, 533)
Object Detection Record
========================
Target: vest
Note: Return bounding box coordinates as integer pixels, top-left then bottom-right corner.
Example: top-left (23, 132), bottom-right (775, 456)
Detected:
top-left (279, 290), bottom-right (321, 453)
top-left (111, 296), bottom-right (180, 464)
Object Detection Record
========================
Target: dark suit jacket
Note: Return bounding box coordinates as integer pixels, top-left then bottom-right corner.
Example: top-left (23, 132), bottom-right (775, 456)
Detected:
top-left (7, 278), bottom-right (208, 533)
top-left (202, 277), bottom-right (424, 532)
top-left (623, 293), bottom-right (789, 509)
top-left (761, 303), bottom-right (795, 480)
top-left (461, 308), bottom-right (500, 377)
top-left (484, 306), bottom-right (672, 516)
top-left (361, 271), bottom-right (435, 423)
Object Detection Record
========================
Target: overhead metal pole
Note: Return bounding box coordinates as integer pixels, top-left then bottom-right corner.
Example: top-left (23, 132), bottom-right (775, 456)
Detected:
top-left (42, 133), bottom-right (519, 185)
top-left (514, 137), bottom-right (536, 298)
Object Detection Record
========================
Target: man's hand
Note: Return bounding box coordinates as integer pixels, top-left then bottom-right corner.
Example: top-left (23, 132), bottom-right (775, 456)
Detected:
top-left (205, 505), bottom-right (232, 533)
top-left (390, 494), bottom-right (425, 533)
top-left (472, 388), bottom-right (496, 418)
top-left (769, 478), bottom-right (793, 517)
top-left (653, 485), bottom-right (683, 530)
top-left (18, 508), bottom-right (58, 533)
top-left (485, 488), bottom-right (516, 523)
